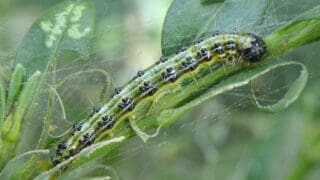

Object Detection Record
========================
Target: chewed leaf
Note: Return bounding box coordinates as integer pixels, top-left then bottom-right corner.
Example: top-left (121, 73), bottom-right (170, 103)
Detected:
top-left (15, 0), bottom-right (95, 76)
top-left (251, 62), bottom-right (308, 113)
top-left (13, 0), bottom-right (95, 154)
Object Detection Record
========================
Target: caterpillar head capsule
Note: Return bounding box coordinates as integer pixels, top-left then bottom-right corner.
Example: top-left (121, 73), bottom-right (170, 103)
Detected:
top-left (240, 35), bottom-right (266, 62)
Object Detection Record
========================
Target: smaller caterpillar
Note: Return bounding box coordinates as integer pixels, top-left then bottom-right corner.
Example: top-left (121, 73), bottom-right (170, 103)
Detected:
top-left (51, 32), bottom-right (266, 166)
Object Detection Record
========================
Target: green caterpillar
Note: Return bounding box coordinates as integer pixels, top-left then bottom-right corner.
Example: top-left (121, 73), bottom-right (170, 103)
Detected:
top-left (51, 32), bottom-right (266, 166)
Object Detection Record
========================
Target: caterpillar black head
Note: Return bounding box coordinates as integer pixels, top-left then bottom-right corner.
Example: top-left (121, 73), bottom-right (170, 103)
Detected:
top-left (240, 34), bottom-right (266, 62)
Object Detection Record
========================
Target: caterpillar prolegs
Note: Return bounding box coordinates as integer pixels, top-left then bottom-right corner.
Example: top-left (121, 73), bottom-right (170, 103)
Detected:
top-left (50, 32), bottom-right (266, 166)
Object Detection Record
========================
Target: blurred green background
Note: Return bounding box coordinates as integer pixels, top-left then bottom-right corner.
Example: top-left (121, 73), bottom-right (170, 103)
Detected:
top-left (0, 0), bottom-right (320, 179)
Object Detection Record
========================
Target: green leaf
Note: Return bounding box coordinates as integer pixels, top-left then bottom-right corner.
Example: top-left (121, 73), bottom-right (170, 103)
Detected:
top-left (13, 0), bottom-right (95, 154)
top-left (251, 62), bottom-right (308, 113)
top-left (0, 77), bottom-right (6, 128)
top-left (162, 0), bottom-right (320, 56)
top-left (265, 5), bottom-right (320, 57)
top-left (6, 64), bottom-right (26, 113)
top-left (201, 0), bottom-right (225, 5)
top-left (15, 0), bottom-right (95, 76)
top-left (8, 71), bottom-right (41, 141)
top-left (0, 71), bottom-right (42, 171)
top-left (161, 0), bottom-right (268, 55)
top-left (129, 119), bottom-right (161, 143)
top-left (0, 150), bottom-right (49, 180)
top-left (59, 163), bottom-right (119, 180)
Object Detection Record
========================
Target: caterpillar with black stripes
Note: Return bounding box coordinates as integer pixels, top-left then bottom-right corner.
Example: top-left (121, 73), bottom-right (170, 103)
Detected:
top-left (50, 32), bottom-right (266, 166)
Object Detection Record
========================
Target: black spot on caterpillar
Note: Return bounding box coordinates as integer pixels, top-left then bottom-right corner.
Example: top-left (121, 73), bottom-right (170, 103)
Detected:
top-left (50, 32), bottom-right (266, 166)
